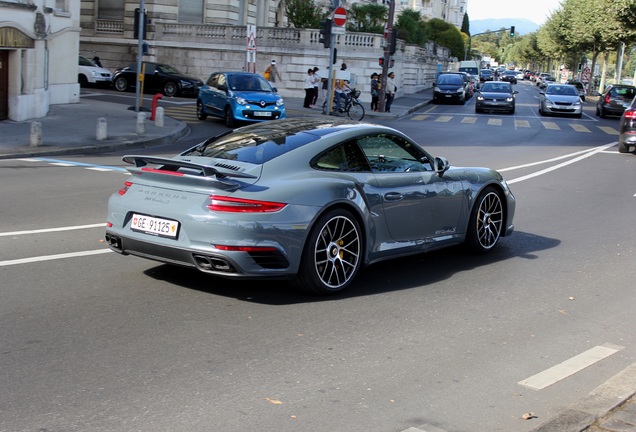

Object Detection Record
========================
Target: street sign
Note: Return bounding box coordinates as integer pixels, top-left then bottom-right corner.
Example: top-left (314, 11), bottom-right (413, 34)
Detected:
top-left (333, 7), bottom-right (346, 27)
top-left (331, 26), bottom-right (345, 35)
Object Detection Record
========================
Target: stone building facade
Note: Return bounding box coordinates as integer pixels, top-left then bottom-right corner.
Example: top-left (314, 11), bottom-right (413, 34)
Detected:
top-left (1, 0), bottom-right (81, 121)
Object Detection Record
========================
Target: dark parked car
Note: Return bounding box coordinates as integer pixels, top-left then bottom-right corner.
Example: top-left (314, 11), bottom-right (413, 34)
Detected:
top-left (500, 70), bottom-right (518, 84)
top-left (112, 62), bottom-right (203, 97)
top-left (475, 81), bottom-right (518, 114)
top-left (618, 96), bottom-right (636, 153)
top-left (105, 118), bottom-right (516, 295)
top-left (539, 84), bottom-right (583, 118)
top-left (596, 84), bottom-right (636, 118)
top-left (433, 73), bottom-right (469, 104)
top-left (196, 71), bottom-right (286, 127)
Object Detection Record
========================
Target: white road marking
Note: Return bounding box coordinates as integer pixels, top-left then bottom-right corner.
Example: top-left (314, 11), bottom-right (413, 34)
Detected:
top-left (0, 223), bottom-right (105, 237)
top-left (518, 344), bottom-right (624, 390)
top-left (0, 249), bottom-right (112, 267)
top-left (504, 143), bottom-right (617, 184)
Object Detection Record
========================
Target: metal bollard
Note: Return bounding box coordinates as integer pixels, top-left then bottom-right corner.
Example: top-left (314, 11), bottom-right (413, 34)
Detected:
top-left (136, 112), bottom-right (146, 135)
top-left (30, 121), bottom-right (42, 147)
top-left (96, 117), bottom-right (107, 141)
top-left (155, 107), bottom-right (164, 128)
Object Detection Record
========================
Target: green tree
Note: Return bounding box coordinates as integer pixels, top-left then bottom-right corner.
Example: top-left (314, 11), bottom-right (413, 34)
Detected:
top-left (461, 13), bottom-right (470, 37)
top-left (348, 3), bottom-right (387, 33)
top-left (423, 18), bottom-right (465, 59)
top-left (284, 0), bottom-right (326, 28)
top-left (394, 9), bottom-right (426, 45)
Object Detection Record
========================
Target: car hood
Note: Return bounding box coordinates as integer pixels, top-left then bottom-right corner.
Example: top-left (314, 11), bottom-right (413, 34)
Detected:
top-left (479, 91), bottom-right (513, 98)
top-left (231, 90), bottom-right (281, 101)
top-left (544, 95), bottom-right (579, 103)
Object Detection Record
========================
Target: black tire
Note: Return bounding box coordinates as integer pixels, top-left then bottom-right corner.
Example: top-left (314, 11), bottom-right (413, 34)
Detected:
top-left (78, 75), bottom-right (88, 87)
top-left (291, 208), bottom-right (362, 295)
top-left (163, 81), bottom-right (178, 97)
top-left (196, 100), bottom-right (207, 120)
top-left (465, 187), bottom-right (504, 253)
top-left (618, 141), bottom-right (628, 153)
top-left (114, 76), bottom-right (128, 92)
top-left (599, 107), bottom-right (606, 118)
top-left (346, 101), bottom-right (365, 121)
top-left (595, 106), bottom-right (600, 117)
top-left (224, 106), bottom-right (235, 128)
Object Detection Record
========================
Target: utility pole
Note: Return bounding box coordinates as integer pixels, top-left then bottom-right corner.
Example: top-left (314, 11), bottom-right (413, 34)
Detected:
top-left (324, 0), bottom-right (339, 115)
top-left (134, 0), bottom-right (145, 112)
top-left (377, 0), bottom-right (395, 113)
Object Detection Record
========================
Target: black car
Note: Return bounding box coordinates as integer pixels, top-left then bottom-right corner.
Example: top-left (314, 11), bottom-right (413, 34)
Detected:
top-left (475, 81), bottom-right (517, 114)
top-left (112, 62), bottom-right (204, 97)
top-left (500, 70), bottom-right (518, 84)
top-left (480, 69), bottom-right (494, 82)
top-left (618, 96), bottom-right (636, 153)
top-left (433, 73), bottom-right (469, 104)
top-left (596, 84), bottom-right (636, 118)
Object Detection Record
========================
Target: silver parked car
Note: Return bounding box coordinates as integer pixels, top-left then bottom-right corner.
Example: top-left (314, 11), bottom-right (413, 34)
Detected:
top-left (539, 84), bottom-right (583, 118)
top-left (105, 118), bottom-right (516, 295)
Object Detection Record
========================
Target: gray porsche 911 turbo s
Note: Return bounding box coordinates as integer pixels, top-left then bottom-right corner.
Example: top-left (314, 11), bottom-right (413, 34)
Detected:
top-left (105, 118), bottom-right (516, 295)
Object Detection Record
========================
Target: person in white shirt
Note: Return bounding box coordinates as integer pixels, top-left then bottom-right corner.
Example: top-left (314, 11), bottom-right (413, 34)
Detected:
top-left (303, 68), bottom-right (316, 108)
top-left (385, 72), bottom-right (397, 112)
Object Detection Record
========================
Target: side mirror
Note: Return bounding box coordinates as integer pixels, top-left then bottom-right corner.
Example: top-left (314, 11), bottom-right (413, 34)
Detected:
top-left (434, 157), bottom-right (450, 174)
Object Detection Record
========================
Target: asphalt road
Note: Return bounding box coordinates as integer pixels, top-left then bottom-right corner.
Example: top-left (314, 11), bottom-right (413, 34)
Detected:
top-left (1, 82), bottom-right (635, 432)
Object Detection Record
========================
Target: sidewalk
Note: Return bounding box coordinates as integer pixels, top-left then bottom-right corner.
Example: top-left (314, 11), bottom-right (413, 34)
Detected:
top-left (0, 87), bottom-right (434, 160)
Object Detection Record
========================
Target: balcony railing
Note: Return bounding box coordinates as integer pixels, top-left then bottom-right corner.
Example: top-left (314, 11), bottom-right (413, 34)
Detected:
top-left (96, 19), bottom-right (124, 35)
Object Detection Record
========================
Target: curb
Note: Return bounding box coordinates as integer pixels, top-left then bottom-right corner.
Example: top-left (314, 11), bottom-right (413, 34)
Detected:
top-left (530, 362), bottom-right (636, 432)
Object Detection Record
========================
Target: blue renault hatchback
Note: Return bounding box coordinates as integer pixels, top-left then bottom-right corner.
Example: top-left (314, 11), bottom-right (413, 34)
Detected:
top-left (196, 72), bottom-right (286, 127)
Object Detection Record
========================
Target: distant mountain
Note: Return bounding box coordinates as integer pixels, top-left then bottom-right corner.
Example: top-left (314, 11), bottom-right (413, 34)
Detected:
top-left (469, 18), bottom-right (540, 36)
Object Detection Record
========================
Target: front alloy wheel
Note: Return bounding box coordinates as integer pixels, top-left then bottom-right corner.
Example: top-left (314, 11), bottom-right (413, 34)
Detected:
top-left (163, 81), bottom-right (178, 97)
top-left (466, 187), bottom-right (504, 253)
top-left (114, 76), bottom-right (128, 92)
top-left (196, 100), bottom-right (207, 120)
top-left (292, 209), bottom-right (362, 295)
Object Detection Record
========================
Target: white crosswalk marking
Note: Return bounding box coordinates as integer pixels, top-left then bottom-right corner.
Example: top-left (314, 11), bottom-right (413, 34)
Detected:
top-left (488, 118), bottom-right (502, 126)
top-left (569, 123), bottom-right (590, 133)
top-left (515, 120), bottom-right (530, 128)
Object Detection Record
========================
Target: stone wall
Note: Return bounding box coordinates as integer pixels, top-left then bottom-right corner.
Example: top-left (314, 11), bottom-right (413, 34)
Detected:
top-left (80, 25), bottom-right (450, 103)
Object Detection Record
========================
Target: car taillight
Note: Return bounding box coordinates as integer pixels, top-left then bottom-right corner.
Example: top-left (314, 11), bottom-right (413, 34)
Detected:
top-left (118, 181), bottom-right (133, 195)
top-left (624, 109), bottom-right (636, 120)
top-left (213, 245), bottom-right (278, 252)
top-left (605, 93), bottom-right (611, 104)
top-left (208, 195), bottom-right (286, 213)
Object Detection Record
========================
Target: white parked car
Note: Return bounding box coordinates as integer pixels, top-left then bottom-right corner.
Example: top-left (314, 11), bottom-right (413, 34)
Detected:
top-left (78, 55), bottom-right (112, 87)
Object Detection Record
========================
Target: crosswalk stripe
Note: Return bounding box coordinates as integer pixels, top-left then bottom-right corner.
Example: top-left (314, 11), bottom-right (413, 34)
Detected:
top-left (488, 118), bottom-right (502, 126)
top-left (411, 115), bottom-right (429, 121)
top-left (570, 123), bottom-right (590, 133)
top-left (597, 126), bottom-right (619, 135)
top-left (461, 117), bottom-right (477, 124)
top-left (436, 115), bottom-right (452, 122)
top-left (515, 120), bottom-right (530, 128)
top-left (542, 121), bottom-right (560, 130)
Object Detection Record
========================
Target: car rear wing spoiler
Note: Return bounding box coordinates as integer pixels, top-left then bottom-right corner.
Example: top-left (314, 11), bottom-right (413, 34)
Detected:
top-left (122, 155), bottom-right (258, 190)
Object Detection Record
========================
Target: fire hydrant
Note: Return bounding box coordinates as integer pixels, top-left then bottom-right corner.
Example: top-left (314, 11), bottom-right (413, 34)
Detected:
top-left (150, 93), bottom-right (163, 120)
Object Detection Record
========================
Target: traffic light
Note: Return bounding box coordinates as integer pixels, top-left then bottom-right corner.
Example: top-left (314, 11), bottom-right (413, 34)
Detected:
top-left (388, 28), bottom-right (398, 55)
top-left (509, 26), bottom-right (515, 37)
top-left (319, 19), bottom-right (332, 48)
top-left (134, 8), bottom-right (147, 39)
top-left (379, 57), bottom-right (384, 66)
top-left (577, 63), bottom-right (582, 73)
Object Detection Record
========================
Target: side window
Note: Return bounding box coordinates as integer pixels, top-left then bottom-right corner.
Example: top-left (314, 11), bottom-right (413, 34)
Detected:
top-left (205, 73), bottom-right (217, 87)
top-left (312, 141), bottom-right (371, 172)
top-left (358, 134), bottom-right (432, 173)
top-left (216, 74), bottom-right (228, 91)
top-left (144, 63), bottom-right (156, 74)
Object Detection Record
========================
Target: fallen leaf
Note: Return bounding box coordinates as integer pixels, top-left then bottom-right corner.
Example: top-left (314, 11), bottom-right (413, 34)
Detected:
top-left (264, 397), bottom-right (283, 405)
top-left (522, 412), bottom-right (538, 420)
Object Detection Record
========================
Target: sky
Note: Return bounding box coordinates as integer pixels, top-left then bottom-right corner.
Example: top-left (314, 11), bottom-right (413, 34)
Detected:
top-left (466, 0), bottom-right (562, 25)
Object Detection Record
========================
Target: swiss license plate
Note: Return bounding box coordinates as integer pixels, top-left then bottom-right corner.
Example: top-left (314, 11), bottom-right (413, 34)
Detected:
top-left (254, 111), bottom-right (272, 117)
top-left (131, 213), bottom-right (179, 238)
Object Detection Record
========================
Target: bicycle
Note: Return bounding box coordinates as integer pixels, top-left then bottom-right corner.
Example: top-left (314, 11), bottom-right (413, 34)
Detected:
top-left (322, 88), bottom-right (365, 121)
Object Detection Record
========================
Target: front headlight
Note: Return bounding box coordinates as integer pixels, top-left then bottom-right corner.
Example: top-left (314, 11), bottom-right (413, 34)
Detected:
top-left (236, 96), bottom-right (247, 105)
top-left (434, 87), bottom-right (441, 92)
top-left (573, 101), bottom-right (581, 106)
top-left (91, 71), bottom-right (99, 77)
top-left (506, 97), bottom-right (514, 102)
top-left (276, 98), bottom-right (284, 107)
top-left (477, 95), bottom-right (484, 101)
top-left (456, 88), bottom-right (463, 94)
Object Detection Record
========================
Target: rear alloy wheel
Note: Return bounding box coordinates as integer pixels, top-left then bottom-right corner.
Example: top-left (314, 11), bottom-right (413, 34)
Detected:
top-left (466, 187), bottom-right (504, 253)
top-left (292, 209), bottom-right (362, 295)
top-left (114, 76), bottom-right (128, 92)
top-left (163, 81), bottom-right (178, 97)
top-left (196, 100), bottom-right (207, 120)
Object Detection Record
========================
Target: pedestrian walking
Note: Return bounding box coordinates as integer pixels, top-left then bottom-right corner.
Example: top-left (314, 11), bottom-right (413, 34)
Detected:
top-left (303, 68), bottom-right (315, 108)
top-left (264, 59), bottom-right (282, 84)
top-left (385, 72), bottom-right (397, 113)
top-left (311, 67), bottom-right (321, 107)
top-left (370, 73), bottom-right (380, 111)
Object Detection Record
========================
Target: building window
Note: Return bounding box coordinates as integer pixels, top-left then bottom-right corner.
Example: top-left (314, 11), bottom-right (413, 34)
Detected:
top-left (179, 0), bottom-right (204, 23)
top-left (98, 0), bottom-right (124, 20)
